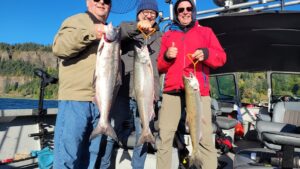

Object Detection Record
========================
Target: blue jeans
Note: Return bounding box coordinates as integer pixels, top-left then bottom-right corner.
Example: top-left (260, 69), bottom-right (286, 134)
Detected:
top-left (53, 101), bottom-right (101, 169)
top-left (97, 97), bottom-right (147, 169)
top-left (130, 98), bottom-right (148, 169)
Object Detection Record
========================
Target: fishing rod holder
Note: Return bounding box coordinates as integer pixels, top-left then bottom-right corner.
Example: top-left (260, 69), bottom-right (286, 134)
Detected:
top-left (28, 68), bottom-right (57, 149)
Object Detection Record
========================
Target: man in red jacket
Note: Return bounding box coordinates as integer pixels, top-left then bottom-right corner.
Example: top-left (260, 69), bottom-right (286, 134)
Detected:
top-left (156, 0), bottom-right (226, 168)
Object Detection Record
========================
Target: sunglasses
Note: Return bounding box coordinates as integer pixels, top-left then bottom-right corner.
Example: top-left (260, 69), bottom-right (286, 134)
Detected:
top-left (177, 7), bottom-right (193, 13)
top-left (93, 0), bottom-right (111, 5)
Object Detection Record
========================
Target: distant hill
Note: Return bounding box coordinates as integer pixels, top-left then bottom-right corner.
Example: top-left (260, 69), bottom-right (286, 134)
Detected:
top-left (0, 42), bottom-right (58, 99)
top-left (1, 43), bottom-right (297, 104)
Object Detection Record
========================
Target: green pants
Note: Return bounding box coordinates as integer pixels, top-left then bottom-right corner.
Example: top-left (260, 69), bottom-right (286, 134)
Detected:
top-left (156, 94), bottom-right (217, 169)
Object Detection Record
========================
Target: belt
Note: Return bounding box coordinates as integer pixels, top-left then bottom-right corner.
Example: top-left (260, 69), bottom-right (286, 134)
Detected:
top-left (164, 89), bottom-right (184, 95)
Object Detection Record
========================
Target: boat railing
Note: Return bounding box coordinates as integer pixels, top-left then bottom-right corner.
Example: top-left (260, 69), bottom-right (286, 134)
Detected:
top-left (0, 108), bottom-right (57, 118)
top-left (160, 0), bottom-right (300, 22)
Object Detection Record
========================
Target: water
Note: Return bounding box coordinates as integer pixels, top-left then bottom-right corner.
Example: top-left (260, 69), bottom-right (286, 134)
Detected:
top-left (0, 98), bottom-right (58, 110)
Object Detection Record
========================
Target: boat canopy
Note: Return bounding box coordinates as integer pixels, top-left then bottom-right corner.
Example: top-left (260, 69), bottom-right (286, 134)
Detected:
top-left (199, 11), bottom-right (300, 74)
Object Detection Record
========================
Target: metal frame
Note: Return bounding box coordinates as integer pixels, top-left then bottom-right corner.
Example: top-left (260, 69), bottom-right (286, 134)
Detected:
top-left (161, 0), bottom-right (300, 22)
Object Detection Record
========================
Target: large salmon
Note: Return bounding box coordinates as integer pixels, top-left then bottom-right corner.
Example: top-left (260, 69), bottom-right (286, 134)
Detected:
top-left (183, 72), bottom-right (203, 168)
top-left (90, 23), bottom-right (121, 141)
top-left (133, 45), bottom-right (155, 145)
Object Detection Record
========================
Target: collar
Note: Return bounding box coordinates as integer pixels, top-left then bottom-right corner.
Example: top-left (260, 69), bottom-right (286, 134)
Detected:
top-left (170, 21), bottom-right (196, 32)
top-left (86, 11), bottom-right (106, 24)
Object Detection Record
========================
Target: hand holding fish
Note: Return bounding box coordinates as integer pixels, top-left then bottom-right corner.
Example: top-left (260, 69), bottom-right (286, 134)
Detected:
top-left (192, 49), bottom-right (205, 61)
top-left (95, 23), bottom-right (105, 39)
top-left (166, 42), bottom-right (178, 59)
top-left (137, 20), bottom-right (154, 33)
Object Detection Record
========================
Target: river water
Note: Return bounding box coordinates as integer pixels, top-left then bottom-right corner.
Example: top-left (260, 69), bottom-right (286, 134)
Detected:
top-left (0, 98), bottom-right (58, 110)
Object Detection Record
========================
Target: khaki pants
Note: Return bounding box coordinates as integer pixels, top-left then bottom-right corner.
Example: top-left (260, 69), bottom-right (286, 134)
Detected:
top-left (156, 94), bottom-right (217, 169)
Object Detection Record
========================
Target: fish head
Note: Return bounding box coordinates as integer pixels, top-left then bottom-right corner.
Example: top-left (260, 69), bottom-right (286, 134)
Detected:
top-left (183, 73), bottom-right (199, 91)
top-left (134, 45), bottom-right (150, 64)
top-left (97, 23), bottom-right (120, 55)
top-left (104, 23), bottom-right (120, 42)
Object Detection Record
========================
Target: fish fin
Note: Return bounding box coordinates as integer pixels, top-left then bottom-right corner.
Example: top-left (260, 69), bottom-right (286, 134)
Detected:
top-left (89, 124), bottom-right (118, 142)
top-left (98, 38), bottom-right (105, 52)
top-left (93, 95), bottom-right (100, 107)
top-left (92, 74), bottom-right (97, 89)
top-left (90, 125), bottom-right (104, 140)
top-left (189, 149), bottom-right (202, 169)
top-left (136, 128), bottom-right (155, 146)
top-left (150, 110), bottom-right (155, 120)
top-left (119, 149), bottom-right (131, 162)
top-left (198, 132), bottom-right (203, 142)
top-left (105, 124), bottom-right (118, 142)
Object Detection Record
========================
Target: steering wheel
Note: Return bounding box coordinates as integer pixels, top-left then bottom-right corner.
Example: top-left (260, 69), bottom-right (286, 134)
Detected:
top-left (278, 95), bottom-right (295, 102)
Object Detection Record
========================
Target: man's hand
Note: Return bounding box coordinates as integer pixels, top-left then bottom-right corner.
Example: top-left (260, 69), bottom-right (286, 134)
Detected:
top-left (137, 20), bottom-right (154, 33)
top-left (166, 42), bottom-right (178, 59)
top-left (94, 23), bottom-right (105, 39)
top-left (192, 49), bottom-right (205, 61)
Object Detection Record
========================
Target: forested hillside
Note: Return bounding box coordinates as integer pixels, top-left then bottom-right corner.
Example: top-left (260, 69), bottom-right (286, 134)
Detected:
top-left (0, 43), bottom-right (299, 103)
top-left (0, 43), bottom-right (58, 99)
top-left (238, 72), bottom-right (268, 104)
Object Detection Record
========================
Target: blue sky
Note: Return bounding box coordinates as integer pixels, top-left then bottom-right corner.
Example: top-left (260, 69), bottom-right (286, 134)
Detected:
top-left (0, 0), bottom-right (217, 45)
top-left (0, 0), bottom-right (299, 45)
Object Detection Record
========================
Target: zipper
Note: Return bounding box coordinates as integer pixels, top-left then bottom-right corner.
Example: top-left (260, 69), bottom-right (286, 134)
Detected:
top-left (202, 65), bottom-right (207, 88)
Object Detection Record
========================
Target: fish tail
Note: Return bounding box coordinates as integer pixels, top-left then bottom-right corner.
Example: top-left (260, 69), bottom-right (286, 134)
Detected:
top-left (90, 124), bottom-right (118, 142)
top-left (136, 128), bottom-right (155, 146)
top-left (105, 124), bottom-right (118, 142)
top-left (189, 149), bottom-right (202, 169)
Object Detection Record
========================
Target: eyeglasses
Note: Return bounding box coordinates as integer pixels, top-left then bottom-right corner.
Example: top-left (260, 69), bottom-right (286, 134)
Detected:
top-left (177, 7), bottom-right (193, 13)
top-left (141, 10), bottom-right (157, 17)
top-left (93, 0), bottom-right (111, 5)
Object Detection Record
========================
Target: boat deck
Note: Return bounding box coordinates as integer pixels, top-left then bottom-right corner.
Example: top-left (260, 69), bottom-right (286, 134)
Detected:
top-left (0, 115), bottom-right (55, 169)
top-left (0, 113), bottom-right (262, 169)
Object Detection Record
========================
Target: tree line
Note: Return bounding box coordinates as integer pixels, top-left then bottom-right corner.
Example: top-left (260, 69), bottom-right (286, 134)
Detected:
top-left (2, 59), bottom-right (299, 103)
top-left (0, 43), bottom-right (299, 103)
top-left (0, 42), bottom-right (51, 52)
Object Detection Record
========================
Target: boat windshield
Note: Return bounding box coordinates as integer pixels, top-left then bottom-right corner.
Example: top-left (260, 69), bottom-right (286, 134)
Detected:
top-left (271, 72), bottom-right (300, 102)
top-left (210, 72), bottom-right (300, 106)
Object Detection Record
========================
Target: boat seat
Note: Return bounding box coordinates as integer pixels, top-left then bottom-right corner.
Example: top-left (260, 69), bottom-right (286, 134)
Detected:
top-left (234, 102), bottom-right (300, 168)
top-left (257, 101), bottom-right (300, 124)
top-left (256, 102), bottom-right (300, 150)
top-left (256, 108), bottom-right (272, 122)
top-left (271, 102), bottom-right (300, 125)
top-left (216, 116), bottom-right (238, 130)
top-left (211, 98), bottom-right (238, 131)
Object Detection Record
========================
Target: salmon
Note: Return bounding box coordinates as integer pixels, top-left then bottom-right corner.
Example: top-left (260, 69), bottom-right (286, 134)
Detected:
top-left (133, 45), bottom-right (155, 145)
top-left (90, 23), bottom-right (121, 141)
top-left (183, 72), bottom-right (203, 168)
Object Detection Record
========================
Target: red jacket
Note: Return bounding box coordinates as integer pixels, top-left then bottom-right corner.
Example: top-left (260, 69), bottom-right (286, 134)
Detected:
top-left (157, 22), bottom-right (226, 96)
